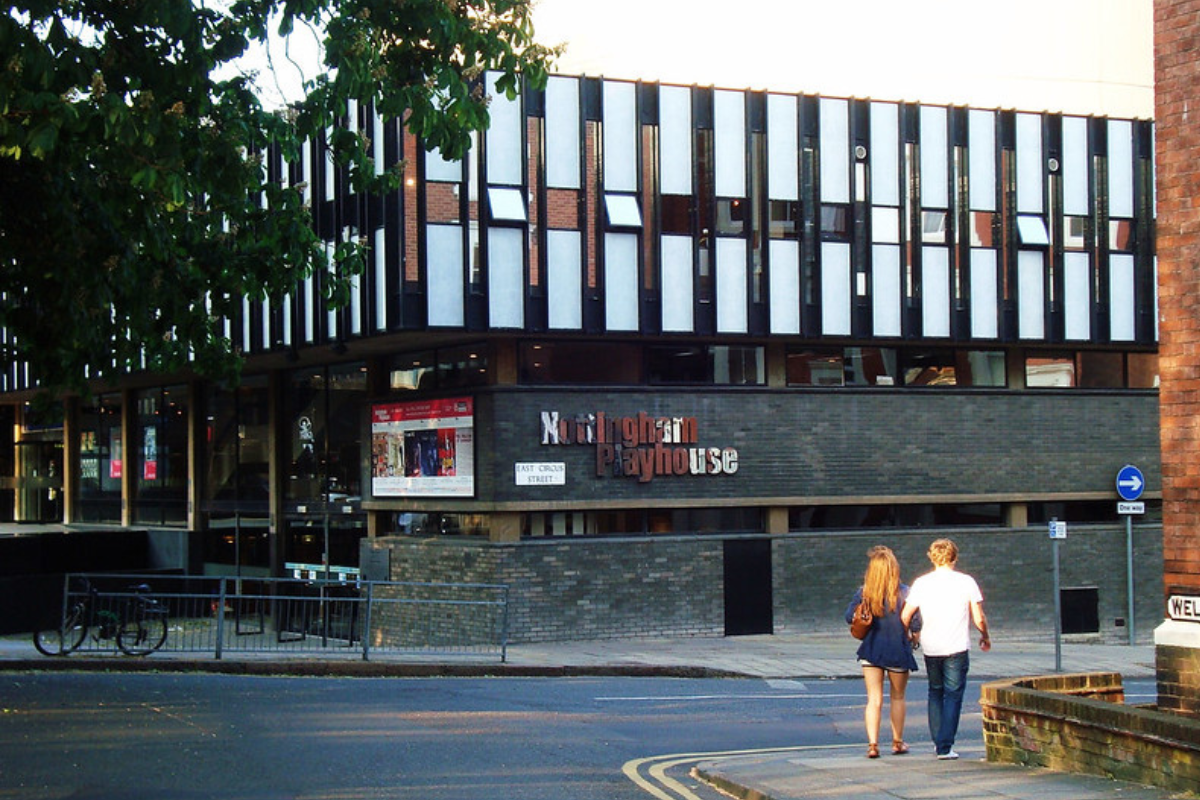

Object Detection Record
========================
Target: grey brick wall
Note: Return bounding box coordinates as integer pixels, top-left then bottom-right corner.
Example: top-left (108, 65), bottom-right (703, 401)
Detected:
top-left (366, 522), bottom-right (1162, 644)
top-left (480, 389), bottom-right (1160, 505)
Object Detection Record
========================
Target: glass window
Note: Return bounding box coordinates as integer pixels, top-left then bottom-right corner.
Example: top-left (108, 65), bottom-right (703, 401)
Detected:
top-left (647, 346), bottom-right (765, 385)
top-left (786, 349), bottom-right (844, 386)
top-left (519, 341), bottom-right (642, 384)
top-left (921, 210), bottom-right (947, 244)
top-left (487, 187), bottom-right (527, 222)
top-left (960, 351), bottom-right (1007, 387)
top-left (1064, 216), bottom-right (1088, 250)
top-left (716, 198), bottom-right (747, 235)
top-left (1077, 352), bottom-right (1125, 388)
top-left (769, 200), bottom-right (800, 239)
top-left (1128, 353), bottom-right (1159, 388)
top-left (789, 503), bottom-right (1004, 530)
top-left (1110, 219), bottom-right (1134, 251)
top-left (969, 211), bottom-right (995, 248)
top-left (605, 193), bottom-right (642, 228)
top-left (283, 363), bottom-right (366, 506)
top-left (1026, 354), bottom-right (1076, 387)
top-left (203, 376), bottom-right (270, 513)
top-left (1017, 215), bottom-right (1050, 246)
top-left (661, 194), bottom-right (692, 235)
top-left (901, 349), bottom-right (959, 386)
top-left (713, 346), bottom-right (765, 385)
top-left (389, 350), bottom-right (436, 391)
top-left (820, 204), bottom-right (850, 239)
top-left (79, 393), bottom-right (122, 524)
top-left (437, 344), bottom-right (489, 389)
top-left (844, 347), bottom-right (899, 386)
top-left (134, 385), bottom-right (189, 526)
top-left (522, 507), bottom-right (762, 537)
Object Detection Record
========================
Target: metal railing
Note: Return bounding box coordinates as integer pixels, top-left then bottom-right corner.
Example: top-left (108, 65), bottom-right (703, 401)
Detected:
top-left (43, 573), bottom-right (509, 662)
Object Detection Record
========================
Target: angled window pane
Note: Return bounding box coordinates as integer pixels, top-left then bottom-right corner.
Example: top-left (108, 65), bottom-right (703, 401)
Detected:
top-left (605, 194), bottom-right (643, 228)
top-left (488, 187), bottom-right (527, 222)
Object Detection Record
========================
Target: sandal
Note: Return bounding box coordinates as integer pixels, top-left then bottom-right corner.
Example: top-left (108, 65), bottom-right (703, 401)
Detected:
top-left (892, 740), bottom-right (909, 755)
top-left (867, 743), bottom-right (880, 759)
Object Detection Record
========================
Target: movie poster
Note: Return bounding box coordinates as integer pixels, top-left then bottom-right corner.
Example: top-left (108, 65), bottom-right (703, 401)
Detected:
top-left (370, 397), bottom-right (474, 497)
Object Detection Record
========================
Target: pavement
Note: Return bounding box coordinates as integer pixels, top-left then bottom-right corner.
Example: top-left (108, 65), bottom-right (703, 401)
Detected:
top-left (0, 632), bottom-right (1184, 799)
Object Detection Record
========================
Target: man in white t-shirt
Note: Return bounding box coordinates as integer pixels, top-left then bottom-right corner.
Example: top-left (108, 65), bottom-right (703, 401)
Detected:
top-left (900, 538), bottom-right (990, 760)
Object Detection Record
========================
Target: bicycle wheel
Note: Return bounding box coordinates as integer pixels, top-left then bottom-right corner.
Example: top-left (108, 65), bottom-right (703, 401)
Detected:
top-left (117, 614), bottom-right (167, 656)
top-left (33, 606), bottom-right (87, 656)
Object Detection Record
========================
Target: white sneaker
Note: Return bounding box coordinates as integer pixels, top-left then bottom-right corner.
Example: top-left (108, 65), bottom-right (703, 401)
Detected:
top-left (937, 750), bottom-right (960, 760)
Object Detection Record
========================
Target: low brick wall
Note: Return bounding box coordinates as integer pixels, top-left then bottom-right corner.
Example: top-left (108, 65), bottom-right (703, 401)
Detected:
top-left (981, 672), bottom-right (1200, 794)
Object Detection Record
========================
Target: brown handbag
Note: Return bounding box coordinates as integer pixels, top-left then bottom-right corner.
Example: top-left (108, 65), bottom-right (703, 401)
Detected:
top-left (850, 599), bottom-right (874, 639)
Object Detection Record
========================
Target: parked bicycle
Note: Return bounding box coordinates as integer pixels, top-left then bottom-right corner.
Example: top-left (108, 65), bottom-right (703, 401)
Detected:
top-left (34, 578), bottom-right (168, 657)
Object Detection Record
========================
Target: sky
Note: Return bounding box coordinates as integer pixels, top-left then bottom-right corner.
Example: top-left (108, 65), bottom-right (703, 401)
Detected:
top-left (241, 0), bottom-right (1154, 120)
top-left (532, 0), bottom-right (1154, 119)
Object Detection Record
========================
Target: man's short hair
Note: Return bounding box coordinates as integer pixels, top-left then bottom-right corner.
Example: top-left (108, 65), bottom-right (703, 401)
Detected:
top-left (928, 538), bottom-right (958, 567)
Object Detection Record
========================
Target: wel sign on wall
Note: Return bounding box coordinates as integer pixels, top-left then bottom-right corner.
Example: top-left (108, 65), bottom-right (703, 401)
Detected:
top-left (540, 410), bottom-right (739, 483)
top-left (1168, 593), bottom-right (1200, 623)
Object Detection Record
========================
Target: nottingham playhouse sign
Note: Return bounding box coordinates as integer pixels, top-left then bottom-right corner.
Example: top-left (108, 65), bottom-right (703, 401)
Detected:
top-left (540, 410), bottom-right (739, 483)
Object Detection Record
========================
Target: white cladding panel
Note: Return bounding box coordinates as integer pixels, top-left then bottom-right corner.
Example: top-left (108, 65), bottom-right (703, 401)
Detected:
top-left (970, 249), bottom-right (999, 339)
top-left (662, 235), bottom-right (695, 332)
top-left (716, 238), bottom-right (748, 333)
top-left (922, 247), bottom-right (951, 338)
top-left (1063, 116), bottom-right (1090, 217)
top-left (715, 90), bottom-right (746, 198)
top-left (545, 77), bottom-right (581, 189)
top-left (821, 242), bottom-right (852, 335)
top-left (1064, 251), bottom-right (1091, 341)
top-left (871, 103), bottom-right (900, 207)
top-left (348, 266), bottom-right (362, 336)
top-left (425, 147), bottom-right (462, 182)
top-left (487, 227), bottom-right (524, 328)
top-left (547, 230), bottom-right (582, 329)
top-left (1016, 113), bottom-right (1044, 214)
top-left (604, 232), bottom-right (639, 331)
top-left (660, 86), bottom-right (693, 195)
top-left (767, 94), bottom-right (799, 201)
top-left (486, 73), bottom-right (523, 186)
top-left (427, 224), bottom-right (465, 326)
top-left (1109, 119), bottom-right (1135, 219)
top-left (968, 109), bottom-right (997, 211)
top-left (1110, 253), bottom-right (1136, 341)
top-left (820, 98), bottom-right (850, 204)
top-left (1018, 250), bottom-right (1046, 339)
top-left (374, 227), bottom-right (387, 331)
top-left (603, 81), bottom-right (637, 192)
top-left (920, 106), bottom-right (949, 208)
top-left (372, 108), bottom-right (384, 177)
top-left (872, 244), bottom-right (901, 337)
top-left (769, 239), bottom-right (801, 334)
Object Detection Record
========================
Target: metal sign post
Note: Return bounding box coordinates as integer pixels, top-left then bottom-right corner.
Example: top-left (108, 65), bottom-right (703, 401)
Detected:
top-left (1116, 465), bottom-right (1145, 647)
top-left (1049, 517), bottom-right (1066, 673)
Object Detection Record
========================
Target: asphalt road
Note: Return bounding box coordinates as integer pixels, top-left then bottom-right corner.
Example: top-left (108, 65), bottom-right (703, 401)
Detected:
top-left (3, 673), bottom-right (1153, 800)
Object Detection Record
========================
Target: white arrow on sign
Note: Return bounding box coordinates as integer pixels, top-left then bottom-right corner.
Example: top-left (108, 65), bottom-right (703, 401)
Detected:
top-left (1118, 473), bottom-right (1143, 494)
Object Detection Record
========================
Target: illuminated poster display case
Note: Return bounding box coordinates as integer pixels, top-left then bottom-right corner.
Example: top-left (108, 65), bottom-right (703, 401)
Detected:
top-left (370, 397), bottom-right (474, 497)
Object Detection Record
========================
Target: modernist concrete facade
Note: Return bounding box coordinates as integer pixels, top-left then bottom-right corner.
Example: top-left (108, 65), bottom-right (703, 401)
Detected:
top-left (0, 73), bottom-right (1163, 641)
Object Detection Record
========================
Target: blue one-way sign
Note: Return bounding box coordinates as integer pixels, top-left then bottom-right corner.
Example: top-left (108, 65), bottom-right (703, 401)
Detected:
top-left (1116, 464), bottom-right (1145, 502)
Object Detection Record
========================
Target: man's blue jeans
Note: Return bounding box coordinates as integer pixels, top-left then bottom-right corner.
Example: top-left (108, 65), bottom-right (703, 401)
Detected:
top-left (923, 650), bottom-right (969, 755)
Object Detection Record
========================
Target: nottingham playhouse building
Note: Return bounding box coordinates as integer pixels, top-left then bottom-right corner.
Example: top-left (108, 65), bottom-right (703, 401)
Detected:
top-left (0, 74), bottom-right (1164, 642)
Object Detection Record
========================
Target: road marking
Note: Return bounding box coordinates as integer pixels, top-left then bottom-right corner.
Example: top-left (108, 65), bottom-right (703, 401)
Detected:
top-left (623, 744), bottom-right (860, 800)
top-left (597, 693), bottom-right (863, 702)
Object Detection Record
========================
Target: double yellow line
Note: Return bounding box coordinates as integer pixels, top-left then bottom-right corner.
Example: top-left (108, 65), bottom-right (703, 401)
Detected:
top-left (623, 743), bottom-right (861, 800)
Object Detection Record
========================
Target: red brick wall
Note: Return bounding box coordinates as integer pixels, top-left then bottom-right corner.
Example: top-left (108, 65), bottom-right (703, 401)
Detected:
top-left (1154, 0), bottom-right (1200, 597)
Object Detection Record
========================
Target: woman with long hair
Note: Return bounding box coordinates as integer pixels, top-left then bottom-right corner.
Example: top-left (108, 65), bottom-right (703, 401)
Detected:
top-left (844, 545), bottom-right (921, 758)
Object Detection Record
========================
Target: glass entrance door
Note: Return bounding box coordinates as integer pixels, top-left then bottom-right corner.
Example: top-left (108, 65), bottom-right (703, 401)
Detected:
top-left (15, 440), bottom-right (63, 523)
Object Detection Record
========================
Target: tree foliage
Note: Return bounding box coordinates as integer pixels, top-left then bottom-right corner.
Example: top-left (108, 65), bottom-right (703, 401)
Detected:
top-left (0, 0), bottom-right (556, 395)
